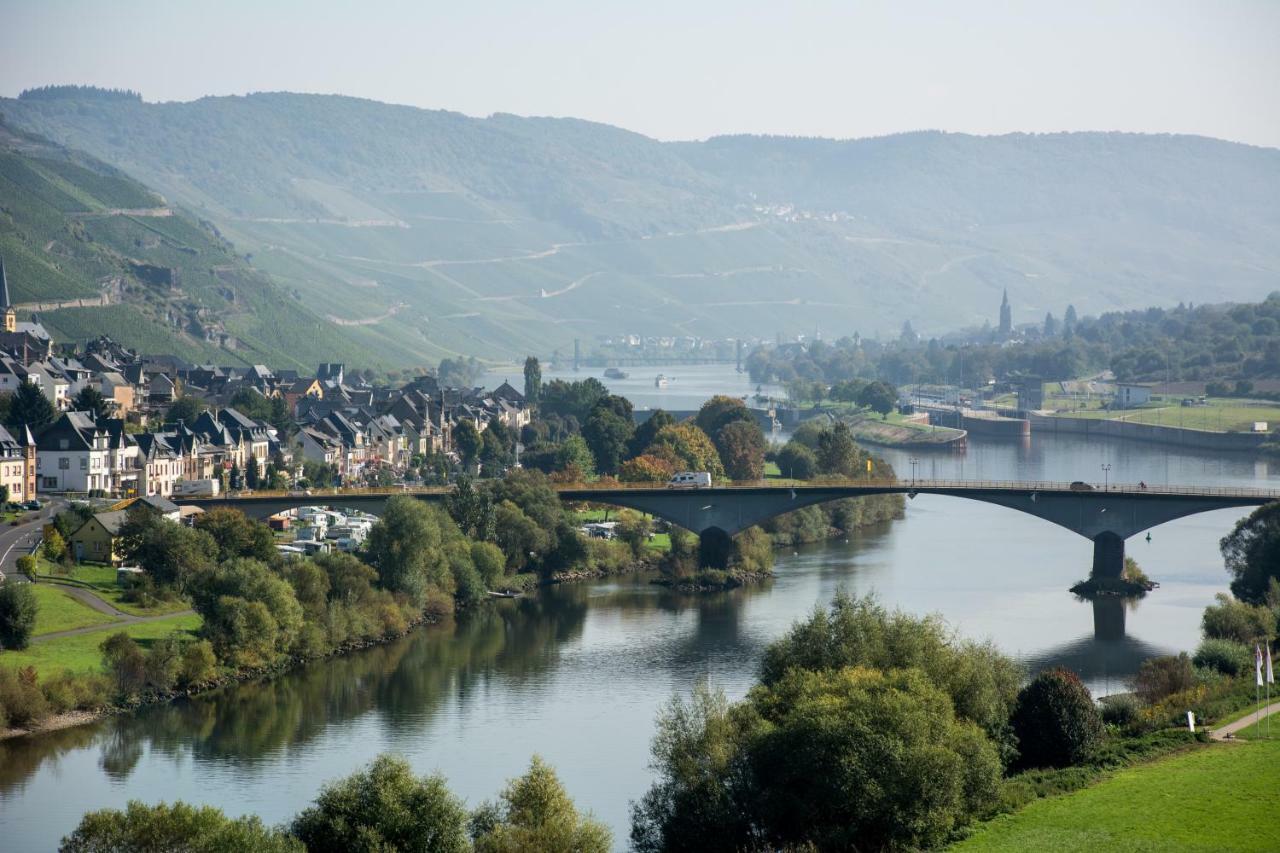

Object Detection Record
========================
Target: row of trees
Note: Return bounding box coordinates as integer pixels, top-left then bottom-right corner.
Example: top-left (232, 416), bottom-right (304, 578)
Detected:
top-left (59, 753), bottom-right (609, 852)
top-left (746, 292), bottom-right (1280, 391)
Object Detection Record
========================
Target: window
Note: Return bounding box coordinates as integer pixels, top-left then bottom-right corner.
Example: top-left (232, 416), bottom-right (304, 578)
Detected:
top-left (59, 457), bottom-right (70, 470)
top-left (59, 438), bottom-right (69, 450)
top-left (80, 458), bottom-right (88, 470)
top-left (43, 477), bottom-right (57, 488)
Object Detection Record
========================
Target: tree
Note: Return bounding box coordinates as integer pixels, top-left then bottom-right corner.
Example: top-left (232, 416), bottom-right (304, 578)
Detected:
top-left (61, 801), bottom-right (302, 853)
top-left (540, 377), bottom-right (608, 423)
top-left (245, 453), bottom-right (260, 490)
top-left (453, 419), bottom-right (482, 471)
top-left (629, 410), bottom-right (675, 458)
top-left (473, 755), bottom-right (611, 853)
top-left (582, 406), bottom-right (634, 475)
top-left (555, 435), bottom-right (596, 478)
top-left (775, 442), bottom-right (817, 480)
top-left (816, 422), bottom-right (858, 476)
top-left (1010, 668), bottom-right (1103, 769)
top-left (1220, 502), bottom-right (1280, 603)
top-left (446, 475), bottom-right (496, 541)
top-left (43, 526), bottom-right (68, 563)
top-left (856, 380), bottom-right (896, 419)
top-left (695, 396), bottom-right (753, 438)
top-left (759, 593), bottom-right (1020, 749)
top-left (167, 395), bottom-right (204, 425)
top-left (228, 460), bottom-right (243, 491)
top-left (1200, 592), bottom-right (1275, 643)
top-left (1043, 312), bottom-right (1059, 337)
top-left (1064, 304), bottom-right (1079, 331)
top-left (7, 381), bottom-right (56, 429)
top-left (714, 420), bottom-right (766, 481)
top-left (193, 507), bottom-right (275, 563)
top-left (0, 582), bottom-right (38, 649)
top-left (365, 496), bottom-right (457, 604)
top-left (189, 558), bottom-right (306, 667)
top-left (290, 754), bottom-right (470, 853)
top-left (523, 356), bottom-right (542, 408)
top-left (619, 454), bottom-right (675, 483)
top-left (645, 424), bottom-right (724, 478)
top-left (73, 386), bottom-right (110, 420)
top-left (631, 668), bottom-right (1001, 853)
top-left (117, 510), bottom-right (217, 592)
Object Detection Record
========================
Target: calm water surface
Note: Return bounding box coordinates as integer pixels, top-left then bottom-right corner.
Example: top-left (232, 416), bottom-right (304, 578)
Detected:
top-left (3, 372), bottom-right (1276, 849)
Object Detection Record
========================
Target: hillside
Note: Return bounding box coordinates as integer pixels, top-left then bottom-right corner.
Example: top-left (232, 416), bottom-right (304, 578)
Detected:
top-left (2, 89), bottom-right (1279, 363)
top-left (0, 120), bottom-right (378, 370)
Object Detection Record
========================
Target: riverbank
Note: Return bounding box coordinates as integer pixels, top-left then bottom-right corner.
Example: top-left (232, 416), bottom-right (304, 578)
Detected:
top-left (0, 611), bottom-right (442, 742)
top-left (1030, 411), bottom-right (1269, 452)
top-left (839, 413), bottom-right (967, 448)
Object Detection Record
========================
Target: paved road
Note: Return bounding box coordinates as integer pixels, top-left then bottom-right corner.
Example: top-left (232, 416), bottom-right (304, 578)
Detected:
top-left (0, 499), bottom-right (64, 584)
top-left (1211, 701), bottom-right (1280, 740)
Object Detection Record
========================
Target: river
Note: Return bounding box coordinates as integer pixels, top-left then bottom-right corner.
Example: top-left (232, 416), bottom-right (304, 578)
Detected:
top-left (2, 367), bottom-right (1275, 850)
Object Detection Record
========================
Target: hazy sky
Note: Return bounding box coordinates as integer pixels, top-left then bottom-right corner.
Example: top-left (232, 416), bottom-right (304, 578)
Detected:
top-left (3, 0), bottom-right (1278, 146)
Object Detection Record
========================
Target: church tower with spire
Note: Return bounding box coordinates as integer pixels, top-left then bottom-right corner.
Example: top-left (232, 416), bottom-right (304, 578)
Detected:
top-left (1, 255), bottom-right (16, 333)
top-left (998, 288), bottom-right (1012, 337)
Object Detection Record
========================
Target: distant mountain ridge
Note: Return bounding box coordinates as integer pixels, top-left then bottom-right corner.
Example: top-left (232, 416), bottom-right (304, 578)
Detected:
top-left (2, 89), bottom-right (1278, 364)
top-left (0, 119), bottom-right (373, 369)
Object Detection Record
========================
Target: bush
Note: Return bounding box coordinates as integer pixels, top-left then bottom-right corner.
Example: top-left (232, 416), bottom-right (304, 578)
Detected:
top-left (1193, 638), bottom-right (1253, 677)
top-left (0, 666), bottom-right (50, 728)
top-left (290, 755), bottom-right (470, 853)
top-left (178, 640), bottom-right (218, 687)
top-left (0, 582), bottom-right (38, 650)
top-left (1132, 653), bottom-right (1196, 705)
top-left (62, 801), bottom-right (302, 853)
top-left (15, 555), bottom-right (36, 579)
top-left (1098, 693), bottom-right (1141, 729)
top-left (472, 755), bottom-right (611, 853)
top-left (1201, 592), bottom-right (1276, 644)
top-left (100, 632), bottom-right (148, 696)
top-left (1010, 668), bottom-right (1103, 769)
top-left (42, 671), bottom-right (111, 713)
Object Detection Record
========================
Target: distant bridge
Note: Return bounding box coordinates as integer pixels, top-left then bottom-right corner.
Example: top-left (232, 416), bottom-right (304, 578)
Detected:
top-left (175, 480), bottom-right (1278, 575)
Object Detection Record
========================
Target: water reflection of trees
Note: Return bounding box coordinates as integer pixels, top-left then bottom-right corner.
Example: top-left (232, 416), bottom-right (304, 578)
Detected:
top-left (0, 575), bottom-right (791, 794)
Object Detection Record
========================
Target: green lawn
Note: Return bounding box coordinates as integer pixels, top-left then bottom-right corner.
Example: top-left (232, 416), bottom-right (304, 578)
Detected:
top-left (1051, 398), bottom-right (1280, 433)
top-left (1230, 715), bottom-right (1279, 740)
top-left (35, 562), bottom-right (189, 616)
top-left (29, 584), bottom-right (117, 635)
top-left (1, 613), bottom-right (202, 675)
top-left (952, 740), bottom-right (1280, 852)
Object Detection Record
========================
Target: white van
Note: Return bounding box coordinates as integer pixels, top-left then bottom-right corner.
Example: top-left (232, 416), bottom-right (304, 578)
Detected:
top-left (668, 471), bottom-right (712, 489)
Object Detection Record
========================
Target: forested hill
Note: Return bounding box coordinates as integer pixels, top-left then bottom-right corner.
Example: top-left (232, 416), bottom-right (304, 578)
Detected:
top-left (2, 89), bottom-right (1279, 363)
top-left (0, 120), bottom-right (375, 369)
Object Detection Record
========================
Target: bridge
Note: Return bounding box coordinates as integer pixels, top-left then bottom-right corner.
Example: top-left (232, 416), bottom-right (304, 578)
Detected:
top-left (173, 479), bottom-right (1279, 576)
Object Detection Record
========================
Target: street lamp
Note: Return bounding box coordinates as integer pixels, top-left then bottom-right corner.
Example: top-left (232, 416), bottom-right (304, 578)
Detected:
top-left (1101, 463), bottom-right (1112, 491)
top-left (910, 457), bottom-right (919, 486)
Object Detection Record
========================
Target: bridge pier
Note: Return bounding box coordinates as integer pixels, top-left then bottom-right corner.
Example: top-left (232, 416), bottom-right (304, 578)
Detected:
top-left (1091, 532), bottom-right (1125, 579)
top-left (699, 528), bottom-right (733, 570)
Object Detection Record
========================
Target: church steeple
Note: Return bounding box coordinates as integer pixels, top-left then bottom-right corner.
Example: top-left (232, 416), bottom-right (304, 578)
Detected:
top-left (998, 288), bottom-right (1012, 336)
top-left (0, 256), bottom-right (15, 333)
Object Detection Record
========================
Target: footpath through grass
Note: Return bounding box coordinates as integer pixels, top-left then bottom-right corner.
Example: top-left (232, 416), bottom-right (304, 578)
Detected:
top-left (29, 585), bottom-right (116, 635)
top-left (953, 739), bottom-right (1280, 852)
top-left (3, 613), bottom-right (202, 676)
top-left (35, 562), bottom-right (189, 616)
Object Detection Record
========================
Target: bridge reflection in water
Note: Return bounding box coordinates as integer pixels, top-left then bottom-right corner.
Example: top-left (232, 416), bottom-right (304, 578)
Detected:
top-left (179, 479), bottom-right (1278, 575)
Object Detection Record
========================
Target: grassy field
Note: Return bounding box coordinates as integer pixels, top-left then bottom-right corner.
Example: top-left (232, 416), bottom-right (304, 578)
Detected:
top-left (29, 584), bottom-right (116, 635)
top-left (952, 740), bottom-right (1280, 852)
top-left (1050, 398), bottom-right (1280, 433)
top-left (35, 562), bottom-right (188, 616)
top-left (2, 613), bottom-right (202, 676)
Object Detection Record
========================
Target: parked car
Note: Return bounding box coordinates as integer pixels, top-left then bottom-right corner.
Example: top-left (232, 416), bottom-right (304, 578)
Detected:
top-left (22, 500), bottom-right (42, 510)
top-left (1069, 481), bottom-right (1094, 492)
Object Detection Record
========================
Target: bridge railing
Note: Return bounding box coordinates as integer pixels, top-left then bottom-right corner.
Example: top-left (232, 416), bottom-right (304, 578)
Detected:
top-left (182, 479), bottom-right (1280, 502)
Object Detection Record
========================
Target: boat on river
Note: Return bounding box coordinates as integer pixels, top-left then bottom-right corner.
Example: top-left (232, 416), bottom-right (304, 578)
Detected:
top-left (654, 374), bottom-right (669, 388)
top-left (604, 367), bottom-right (629, 380)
